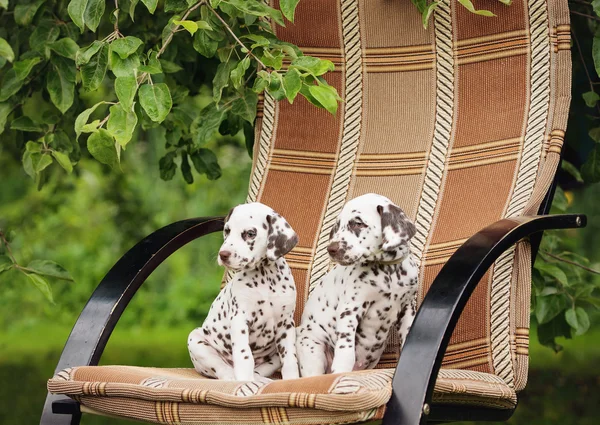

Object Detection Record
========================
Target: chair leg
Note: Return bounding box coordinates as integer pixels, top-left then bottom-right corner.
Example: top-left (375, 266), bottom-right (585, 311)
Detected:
top-left (40, 394), bottom-right (81, 425)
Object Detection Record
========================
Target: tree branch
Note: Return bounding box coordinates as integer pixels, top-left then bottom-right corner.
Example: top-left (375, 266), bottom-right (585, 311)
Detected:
top-left (571, 28), bottom-right (600, 116)
top-left (207, 4), bottom-right (267, 68)
top-left (570, 10), bottom-right (600, 22)
top-left (0, 231), bottom-right (17, 265)
top-left (541, 250), bottom-right (600, 276)
top-left (157, 0), bottom-right (205, 59)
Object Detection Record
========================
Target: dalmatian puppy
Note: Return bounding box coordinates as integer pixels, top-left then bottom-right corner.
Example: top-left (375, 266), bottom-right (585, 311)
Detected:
top-left (188, 203), bottom-right (300, 381)
top-left (296, 193), bottom-right (418, 377)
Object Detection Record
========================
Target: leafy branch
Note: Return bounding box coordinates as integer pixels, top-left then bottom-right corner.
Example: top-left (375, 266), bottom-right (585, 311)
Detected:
top-left (0, 230), bottom-right (74, 303)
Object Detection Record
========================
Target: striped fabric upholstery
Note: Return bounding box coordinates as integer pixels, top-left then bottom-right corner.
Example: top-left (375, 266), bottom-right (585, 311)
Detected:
top-left (251, 0), bottom-right (571, 392)
top-left (47, 1), bottom-right (572, 423)
top-left (48, 366), bottom-right (516, 424)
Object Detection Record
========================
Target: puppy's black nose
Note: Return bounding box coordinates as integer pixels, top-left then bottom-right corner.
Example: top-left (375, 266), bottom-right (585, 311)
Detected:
top-left (327, 242), bottom-right (340, 255)
top-left (219, 250), bottom-right (232, 261)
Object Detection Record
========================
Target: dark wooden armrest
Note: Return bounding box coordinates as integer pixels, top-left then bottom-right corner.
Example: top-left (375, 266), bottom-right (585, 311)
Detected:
top-left (383, 214), bottom-right (586, 425)
top-left (41, 217), bottom-right (224, 425)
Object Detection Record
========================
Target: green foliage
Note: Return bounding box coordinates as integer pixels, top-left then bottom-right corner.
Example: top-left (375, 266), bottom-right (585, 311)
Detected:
top-left (0, 0), bottom-right (340, 190)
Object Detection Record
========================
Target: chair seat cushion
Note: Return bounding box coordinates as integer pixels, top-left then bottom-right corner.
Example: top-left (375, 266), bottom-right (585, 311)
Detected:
top-left (48, 366), bottom-right (516, 424)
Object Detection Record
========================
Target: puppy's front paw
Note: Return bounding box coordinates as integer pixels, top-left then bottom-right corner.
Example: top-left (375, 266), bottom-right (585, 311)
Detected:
top-left (234, 370), bottom-right (255, 381)
top-left (254, 373), bottom-right (274, 383)
top-left (281, 363), bottom-right (299, 380)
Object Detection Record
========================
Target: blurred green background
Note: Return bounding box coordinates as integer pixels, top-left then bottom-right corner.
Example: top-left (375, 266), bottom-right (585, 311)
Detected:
top-left (0, 130), bottom-right (598, 425)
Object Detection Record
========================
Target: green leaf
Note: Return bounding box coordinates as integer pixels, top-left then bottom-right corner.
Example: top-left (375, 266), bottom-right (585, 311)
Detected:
top-left (87, 128), bottom-right (117, 166)
top-left (537, 314), bottom-right (571, 352)
top-left (76, 41), bottom-right (104, 66)
top-left (22, 150), bottom-right (36, 178)
top-left (26, 141), bottom-right (42, 153)
top-left (27, 259), bottom-right (73, 280)
top-left (421, 2), bottom-right (438, 29)
top-left (196, 20), bottom-right (213, 31)
top-left (139, 83), bottom-right (172, 123)
top-left (561, 160), bottom-right (584, 183)
top-left (212, 60), bottom-right (237, 104)
top-left (107, 103), bottom-right (138, 147)
top-left (110, 51), bottom-right (140, 77)
top-left (0, 102), bottom-right (11, 135)
top-left (0, 37), bottom-right (14, 63)
top-left (191, 148), bottom-right (221, 180)
top-left (13, 57), bottom-right (42, 81)
top-left (191, 103), bottom-right (225, 146)
top-left (280, 0), bottom-right (300, 22)
top-left (30, 21), bottom-right (60, 58)
top-left (141, 0), bottom-right (158, 13)
top-left (261, 49), bottom-right (284, 70)
top-left (181, 152), bottom-right (194, 184)
top-left (48, 38), bottom-right (79, 60)
top-left (159, 152), bottom-right (177, 180)
top-left (26, 273), bottom-right (54, 303)
top-left (174, 20), bottom-right (199, 35)
top-left (47, 56), bottom-right (76, 113)
top-left (565, 307), bottom-right (590, 336)
top-left (581, 144), bottom-right (600, 183)
top-left (309, 84), bottom-right (339, 115)
top-left (110, 36), bottom-right (144, 59)
top-left (193, 30), bottom-right (218, 58)
top-left (457, 0), bottom-right (495, 16)
top-left (115, 76), bottom-right (137, 111)
top-left (231, 56), bottom-right (251, 90)
top-left (231, 90), bottom-right (258, 123)
top-left (14, 0), bottom-right (46, 26)
top-left (10, 116), bottom-right (43, 132)
top-left (52, 150), bottom-right (73, 173)
top-left (74, 101), bottom-right (106, 140)
top-left (68, 0), bottom-right (89, 33)
top-left (593, 0), bottom-right (600, 18)
top-left (536, 261), bottom-right (569, 286)
top-left (535, 294), bottom-right (567, 325)
top-left (252, 71), bottom-right (270, 93)
top-left (0, 255), bottom-right (12, 273)
top-left (583, 91), bottom-right (600, 108)
top-left (0, 69), bottom-right (24, 101)
top-left (81, 43), bottom-right (108, 91)
top-left (283, 68), bottom-right (302, 103)
top-left (83, 0), bottom-right (106, 32)
top-left (81, 119), bottom-right (100, 133)
top-left (35, 153), bottom-right (53, 173)
top-left (291, 56), bottom-right (335, 76)
top-left (593, 34), bottom-right (600, 79)
top-left (159, 59), bottom-right (183, 73)
top-left (164, 0), bottom-right (188, 12)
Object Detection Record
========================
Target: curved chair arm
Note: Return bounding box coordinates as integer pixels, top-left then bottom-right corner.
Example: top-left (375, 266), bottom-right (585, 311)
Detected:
top-left (383, 214), bottom-right (586, 425)
top-left (41, 217), bottom-right (225, 425)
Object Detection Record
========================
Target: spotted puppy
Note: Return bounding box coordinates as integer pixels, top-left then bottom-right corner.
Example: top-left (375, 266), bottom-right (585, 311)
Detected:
top-left (188, 203), bottom-right (300, 381)
top-left (296, 193), bottom-right (418, 376)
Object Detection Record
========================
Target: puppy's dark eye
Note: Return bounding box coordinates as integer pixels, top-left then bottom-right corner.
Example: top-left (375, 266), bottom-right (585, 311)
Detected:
top-left (349, 219), bottom-right (367, 229)
top-left (242, 228), bottom-right (257, 240)
top-left (224, 228), bottom-right (230, 237)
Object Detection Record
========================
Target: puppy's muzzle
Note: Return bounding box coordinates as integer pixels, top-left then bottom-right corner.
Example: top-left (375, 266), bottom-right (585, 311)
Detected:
top-left (219, 250), bottom-right (232, 263)
top-left (327, 242), bottom-right (348, 263)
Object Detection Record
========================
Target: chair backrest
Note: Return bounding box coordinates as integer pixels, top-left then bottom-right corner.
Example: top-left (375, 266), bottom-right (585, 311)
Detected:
top-left (249, 0), bottom-right (571, 391)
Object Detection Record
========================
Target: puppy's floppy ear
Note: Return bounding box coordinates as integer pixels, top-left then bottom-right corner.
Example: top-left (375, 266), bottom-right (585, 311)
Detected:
top-left (224, 206), bottom-right (236, 223)
top-left (377, 203), bottom-right (416, 251)
top-left (266, 213), bottom-right (299, 261)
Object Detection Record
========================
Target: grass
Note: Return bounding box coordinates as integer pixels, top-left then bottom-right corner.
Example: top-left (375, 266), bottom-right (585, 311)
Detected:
top-left (0, 325), bottom-right (598, 425)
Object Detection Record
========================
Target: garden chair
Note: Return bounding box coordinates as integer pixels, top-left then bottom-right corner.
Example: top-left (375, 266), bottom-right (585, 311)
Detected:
top-left (42, 0), bottom-right (585, 424)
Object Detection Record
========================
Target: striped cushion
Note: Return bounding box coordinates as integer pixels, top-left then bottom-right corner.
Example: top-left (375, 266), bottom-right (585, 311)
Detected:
top-left (249, 0), bottom-right (571, 392)
top-left (48, 367), bottom-right (516, 424)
